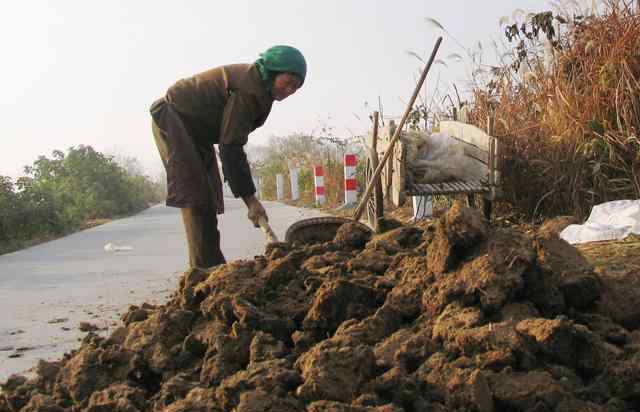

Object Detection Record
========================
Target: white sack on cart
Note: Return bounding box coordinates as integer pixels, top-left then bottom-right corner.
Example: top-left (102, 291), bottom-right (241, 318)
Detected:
top-left (406, 132), bottom-right (487, 183)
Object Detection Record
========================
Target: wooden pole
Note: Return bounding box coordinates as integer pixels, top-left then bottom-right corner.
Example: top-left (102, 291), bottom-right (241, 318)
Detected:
top-left (353, 36), bottom-right (443, 221)
top-left (371, 111), bottom-right (380, 152)
top-left (370, 111), bottom-right (384, 230)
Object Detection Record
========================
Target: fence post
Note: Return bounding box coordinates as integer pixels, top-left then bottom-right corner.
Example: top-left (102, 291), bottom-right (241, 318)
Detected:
top-left (344, 154), bottom-right (357, 205)
top-left (314, 166), bottom-right (326, 205)
top-left (289, 168), bottom-right (299, 201)
top-left (276, 174), bottom-right (284, 201)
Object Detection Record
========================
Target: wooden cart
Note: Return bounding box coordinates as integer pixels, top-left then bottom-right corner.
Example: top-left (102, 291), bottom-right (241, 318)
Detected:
top-left (363, 118), bottom-right (501, 230)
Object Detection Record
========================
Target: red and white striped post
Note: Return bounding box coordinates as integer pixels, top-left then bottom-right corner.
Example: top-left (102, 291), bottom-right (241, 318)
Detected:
top-left (344, 154), bottom-right (357, 205)
top-left (313, 166), bottom-right (326, 205)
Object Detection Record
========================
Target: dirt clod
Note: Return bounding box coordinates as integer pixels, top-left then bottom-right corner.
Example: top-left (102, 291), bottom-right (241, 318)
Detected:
top-left (79, 322), bottom-right (101, 332)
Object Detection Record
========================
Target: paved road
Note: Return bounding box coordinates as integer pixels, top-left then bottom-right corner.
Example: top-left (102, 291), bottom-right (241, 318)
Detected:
top-left (0, 199), bottom-right (326, 380)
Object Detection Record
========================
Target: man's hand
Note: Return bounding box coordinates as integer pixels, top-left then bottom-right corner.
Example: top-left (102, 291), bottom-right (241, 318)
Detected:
top-left (243, 195), bottom-right (267, 228)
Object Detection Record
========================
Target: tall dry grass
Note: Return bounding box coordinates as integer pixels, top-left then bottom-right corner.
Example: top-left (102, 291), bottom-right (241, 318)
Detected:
top-left (470, 0), bottom-right (640, 220)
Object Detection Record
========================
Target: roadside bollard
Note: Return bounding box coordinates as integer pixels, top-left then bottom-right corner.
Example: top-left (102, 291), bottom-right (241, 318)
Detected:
top-left (290, 168), bottom-right (299, 201)
top-left (254, 177), bottom-right (261, 200)
top-left (276, 174), bottom-right (284, 200)
top-left (314, 166), bottom-right (326, 205)
top-left (344, 154), bottom-right (357, 205)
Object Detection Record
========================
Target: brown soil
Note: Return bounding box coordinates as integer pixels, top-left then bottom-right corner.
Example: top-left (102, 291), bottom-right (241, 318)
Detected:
top-left (2, 201), bottom-right (640, 411)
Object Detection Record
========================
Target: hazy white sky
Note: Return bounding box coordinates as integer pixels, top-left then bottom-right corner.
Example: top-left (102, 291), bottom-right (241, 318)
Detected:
top-left (1, 1), bottom-right (547, 179)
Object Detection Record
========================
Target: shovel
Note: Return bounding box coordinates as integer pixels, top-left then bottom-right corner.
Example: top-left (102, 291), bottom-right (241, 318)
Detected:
top-left (283, 37), bottom-right (443, 244)
top-left (257, 215), bottom-right (279, 244)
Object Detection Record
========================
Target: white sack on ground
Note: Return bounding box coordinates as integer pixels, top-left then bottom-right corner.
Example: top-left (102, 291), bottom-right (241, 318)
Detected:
top-left (560, 199), bottom-right (640, 244)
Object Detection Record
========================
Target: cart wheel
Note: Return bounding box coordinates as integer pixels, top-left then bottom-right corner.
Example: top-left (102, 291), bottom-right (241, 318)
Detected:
top-left (285, 216), bottom-right (373, 245)
top-left (364, 148), bottom-right (384, 232)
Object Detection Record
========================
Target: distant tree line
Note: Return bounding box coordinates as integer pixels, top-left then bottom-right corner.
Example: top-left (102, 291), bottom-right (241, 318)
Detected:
top-left (0, 145), bottom-right (164, 254)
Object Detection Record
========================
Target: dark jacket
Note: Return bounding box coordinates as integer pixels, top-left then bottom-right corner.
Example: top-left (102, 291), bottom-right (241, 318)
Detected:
top-left (151, 63), bottom-right (273, 210)
top-left (166, 63), bottom-right (273, 147)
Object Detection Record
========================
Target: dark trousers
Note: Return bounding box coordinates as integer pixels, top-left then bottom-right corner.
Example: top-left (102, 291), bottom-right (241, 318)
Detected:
top-left (180, 206), bottom-right (226, 268)
top-left (151, 102), bottom-right (226, 269)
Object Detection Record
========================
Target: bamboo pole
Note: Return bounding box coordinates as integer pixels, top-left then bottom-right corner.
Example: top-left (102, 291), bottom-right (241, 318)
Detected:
top-left (353, 36), bottom-right (443, 221)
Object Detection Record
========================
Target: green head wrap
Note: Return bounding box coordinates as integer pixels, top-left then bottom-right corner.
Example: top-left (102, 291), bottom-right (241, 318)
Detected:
top-left (255, 45), bottom-right (307, 92)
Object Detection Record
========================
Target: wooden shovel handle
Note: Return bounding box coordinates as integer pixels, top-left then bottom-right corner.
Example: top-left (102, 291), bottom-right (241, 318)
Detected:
top-left (353, 36), bottom-right (443, 221)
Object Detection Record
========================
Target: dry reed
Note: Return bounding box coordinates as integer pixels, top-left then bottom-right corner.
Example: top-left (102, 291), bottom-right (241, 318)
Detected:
top-left (470, 0), bottom-right (640, 220)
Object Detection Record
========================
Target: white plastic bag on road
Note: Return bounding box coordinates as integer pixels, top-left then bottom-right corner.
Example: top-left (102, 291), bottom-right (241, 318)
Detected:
top-left (104, 242), bottom-right (134, 252)
top-left (560, 200), bottom-right (640, 244)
